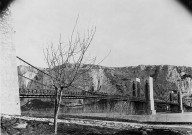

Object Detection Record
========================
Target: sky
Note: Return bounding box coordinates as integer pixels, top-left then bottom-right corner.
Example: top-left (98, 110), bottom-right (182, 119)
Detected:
top-left (10, 0), bottom-right (192, 68)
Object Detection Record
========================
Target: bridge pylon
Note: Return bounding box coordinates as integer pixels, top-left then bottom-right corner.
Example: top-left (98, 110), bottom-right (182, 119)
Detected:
top-left (178, 91), bottom-right (184, 113)
top-left (145, 77), bottom-right (156, 115)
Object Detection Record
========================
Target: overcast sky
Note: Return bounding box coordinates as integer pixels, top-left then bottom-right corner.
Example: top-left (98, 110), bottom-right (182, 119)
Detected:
top-left (10, 0), bottom-right (192, 68)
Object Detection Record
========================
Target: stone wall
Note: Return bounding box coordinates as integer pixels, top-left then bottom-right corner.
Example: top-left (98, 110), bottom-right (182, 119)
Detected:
top-left (0, 10), bottom-right (21, 115)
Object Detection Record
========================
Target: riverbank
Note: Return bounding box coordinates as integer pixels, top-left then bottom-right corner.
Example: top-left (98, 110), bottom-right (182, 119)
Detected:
top-left (1, 114), bottom-right (192, 135)
top-left (63, 112), bottom-right (192, 124)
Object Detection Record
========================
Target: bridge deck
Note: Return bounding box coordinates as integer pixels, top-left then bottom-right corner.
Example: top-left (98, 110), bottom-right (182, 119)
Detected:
top-left (19, 94), bottom-right (146, 102)
top-left (19, 88), bottom-right (181, 105)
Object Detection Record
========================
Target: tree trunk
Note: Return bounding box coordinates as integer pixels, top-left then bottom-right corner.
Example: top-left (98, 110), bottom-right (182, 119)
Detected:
top-left (54, 88), bottom-right (58, 135)
top-left (54, 88), bottom-right (63, 135)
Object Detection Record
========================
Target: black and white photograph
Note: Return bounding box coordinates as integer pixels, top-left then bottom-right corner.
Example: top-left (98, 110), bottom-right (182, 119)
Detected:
top-left (1, 0), bottom-right (192, 134)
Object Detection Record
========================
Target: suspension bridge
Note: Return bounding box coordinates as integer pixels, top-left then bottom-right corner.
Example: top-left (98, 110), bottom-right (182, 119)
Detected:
top-left (17, 56), bottom-right (191, 114)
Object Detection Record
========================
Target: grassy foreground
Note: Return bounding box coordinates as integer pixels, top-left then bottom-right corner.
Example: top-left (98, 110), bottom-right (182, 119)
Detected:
top-left (1, 115), bottom-right (192, 135)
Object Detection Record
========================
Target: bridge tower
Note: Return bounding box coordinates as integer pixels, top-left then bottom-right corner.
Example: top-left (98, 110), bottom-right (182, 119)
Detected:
top-left (145, 77), bottom-right (156, 115)
top-left (131, 78), bottom-right (141, 97)
top-left (177, 80), bottom-right (184, 113)
top-left (0, 11), bottom-right (21, 115)
top-left (178, 91), bottom-right (184, 113)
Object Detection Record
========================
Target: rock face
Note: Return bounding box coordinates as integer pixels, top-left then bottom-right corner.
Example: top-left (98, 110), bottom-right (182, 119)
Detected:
top-left (18, 65), bottom-right (192, 101)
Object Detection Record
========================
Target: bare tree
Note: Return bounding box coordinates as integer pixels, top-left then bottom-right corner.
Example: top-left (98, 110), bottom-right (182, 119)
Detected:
top-left (43, 18), bottom-right (96, 135)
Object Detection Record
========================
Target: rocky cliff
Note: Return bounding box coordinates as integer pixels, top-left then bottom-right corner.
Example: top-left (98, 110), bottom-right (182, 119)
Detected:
top-left (18, 65), bottom-right (192, 101)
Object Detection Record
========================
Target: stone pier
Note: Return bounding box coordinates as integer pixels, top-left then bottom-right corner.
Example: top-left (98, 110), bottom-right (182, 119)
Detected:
top-left (178, 91), bottom-right (184, 113)
top-left (145, 77), bottom-right (156, 115)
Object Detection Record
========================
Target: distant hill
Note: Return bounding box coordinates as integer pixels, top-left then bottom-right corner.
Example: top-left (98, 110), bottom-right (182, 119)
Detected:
top-left (18, 64), bottom-right (192, 102)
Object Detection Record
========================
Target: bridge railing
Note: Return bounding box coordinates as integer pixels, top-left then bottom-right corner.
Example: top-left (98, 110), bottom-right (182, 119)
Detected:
top-left (19, 87), bottom-right (148, 101)
top-left (19, 88), bottom-right (55, 95)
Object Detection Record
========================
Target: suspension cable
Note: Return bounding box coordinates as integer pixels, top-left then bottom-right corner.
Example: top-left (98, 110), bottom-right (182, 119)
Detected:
top-left (18, 74), bottom-right (53, 89)
top-left (16, 56), bottom-right (57, 80)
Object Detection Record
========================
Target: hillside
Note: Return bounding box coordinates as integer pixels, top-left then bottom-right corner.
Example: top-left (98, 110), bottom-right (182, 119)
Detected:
top-left (18, 64), bottom-right (192, 101)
